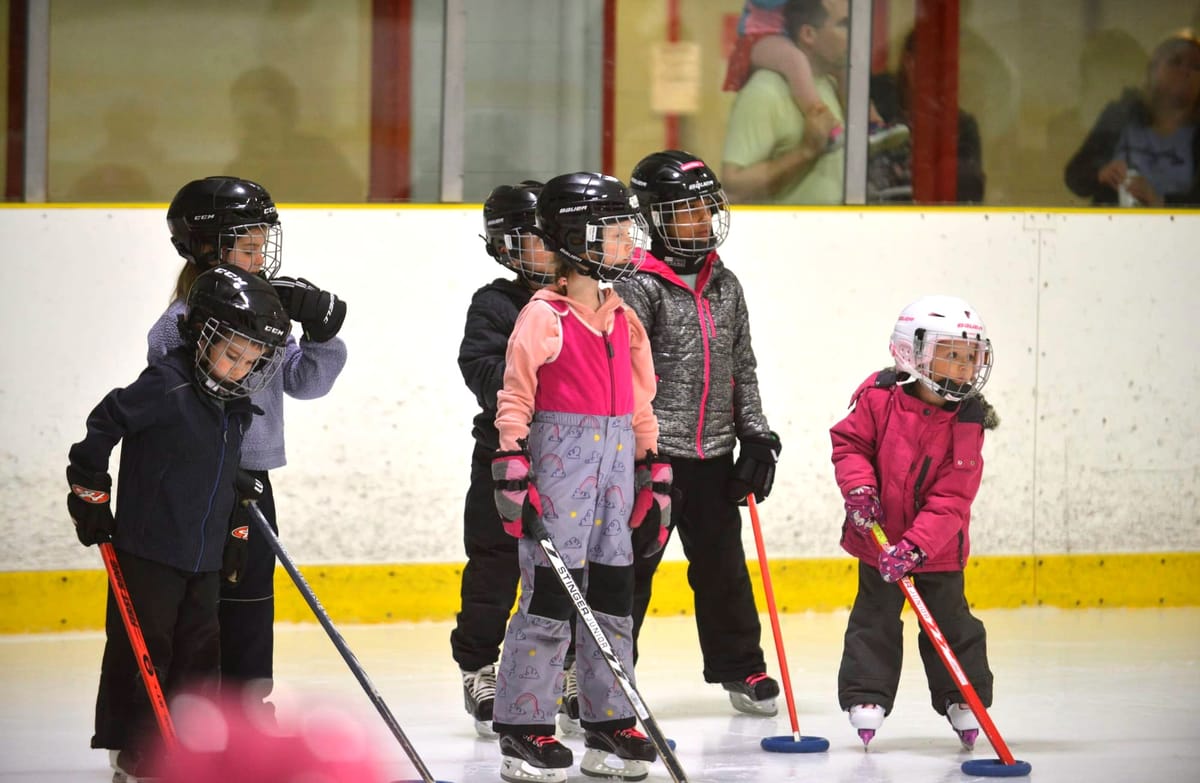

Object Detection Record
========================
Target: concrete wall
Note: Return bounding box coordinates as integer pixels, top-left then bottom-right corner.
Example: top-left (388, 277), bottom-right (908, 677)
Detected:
top-left (2, 206), bottom-right (1197, 573)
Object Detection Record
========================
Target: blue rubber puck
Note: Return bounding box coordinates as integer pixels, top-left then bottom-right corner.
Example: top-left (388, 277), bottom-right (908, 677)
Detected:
top-left (760, 734), bottom-right (830, 753)
top-left (960, 758), bottom-right (1032, 777)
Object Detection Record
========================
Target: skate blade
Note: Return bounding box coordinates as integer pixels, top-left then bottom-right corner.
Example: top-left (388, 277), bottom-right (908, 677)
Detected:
top-left (500, 757), bottom-right (567, 783)
top-left (858, 728), bottom-right (876, 748)
top-left (580, 748), bottom-right (649, 781)
top-left (474, 719), bottom-right (499, 740)
top-left (729, 691), bottom-right (778, 717)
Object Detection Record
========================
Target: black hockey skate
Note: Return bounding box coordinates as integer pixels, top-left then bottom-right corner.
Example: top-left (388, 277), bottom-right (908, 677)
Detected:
top-left (721, 672), bottom-right (780, 716)
top-left (499, 733), bottom-right (573, 783)
top-left (461, 664), bottom-right (497, 738)
top-left (581, 726), bottom-right (656, 781)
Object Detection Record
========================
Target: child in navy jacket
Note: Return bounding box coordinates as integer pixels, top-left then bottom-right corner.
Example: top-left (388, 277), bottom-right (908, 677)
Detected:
top-left (67, 267), bottom-right (289, 778)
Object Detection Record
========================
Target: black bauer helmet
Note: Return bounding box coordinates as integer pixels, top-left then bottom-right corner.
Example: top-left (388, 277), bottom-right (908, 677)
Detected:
top-left (167, 176), bottom-right (282, 277)
top-left (629, 149), bottom-right (730, 274)
top-left (183, 266), bottom-right (290, 400)
top-left (482, 180), bottom-right (557, 286)
top-left (535, 172), bottom-right (649, 282)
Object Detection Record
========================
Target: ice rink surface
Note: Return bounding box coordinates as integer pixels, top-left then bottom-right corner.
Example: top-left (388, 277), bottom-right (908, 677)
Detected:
top-left (1, 607), bottom-right (1197, 782)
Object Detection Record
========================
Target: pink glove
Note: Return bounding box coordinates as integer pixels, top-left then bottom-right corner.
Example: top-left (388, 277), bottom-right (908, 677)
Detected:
top-left (630, 452), bottom-right (672, 557)
top-left (844, 485), bottom-right (882, 538)
top-left (878, 539), bottom-right (925, 583)
top-left (491, 449), bottom-right (544, 538)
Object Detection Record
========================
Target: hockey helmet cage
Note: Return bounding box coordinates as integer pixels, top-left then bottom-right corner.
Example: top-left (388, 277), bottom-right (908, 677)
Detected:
top-left (184, 265), bottom-right (290, 400)
top-left (482, 180), bottom-right (557, 286)
top-left (629, 149), bottom-right (729, 271)
top-left (890, 295), bottom-right (993, 402)
top-left (167, 176), bottom-right (282, 277)
top-left (535, 172), bottom-right (649, 282)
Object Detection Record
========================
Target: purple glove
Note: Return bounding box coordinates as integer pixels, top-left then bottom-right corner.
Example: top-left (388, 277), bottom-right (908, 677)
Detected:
top-left (630, 452), bottom-right (672, 557)
top-left (878, 539), bottom-right (925, 583)
top-left (491, 449), bottom-right (543, 538)
top-left (844, 485), bottom-right (882, 537)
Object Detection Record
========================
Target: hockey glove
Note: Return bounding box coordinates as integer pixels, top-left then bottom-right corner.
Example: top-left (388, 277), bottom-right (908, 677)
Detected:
top-left (878, 538), bottom-right (925, 583)
top-left (272, 276), bottom-right (347, 343)
top-left (222, 470), bottom-right (262, 583)
top-left (66, 465), bottom-right (114, 547)
top-left (844, 486), bottom-right (883, 538)
top-left (629, 452), bottom-right (673, 557)
top-left (727, 431), bottom-right (782, 504)
top-left (491, 447), bottom-right (543, 539)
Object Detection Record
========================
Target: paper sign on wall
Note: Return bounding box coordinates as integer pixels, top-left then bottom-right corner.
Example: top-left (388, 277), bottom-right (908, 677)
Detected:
top-left (650, 41), bottom-right (701, 115)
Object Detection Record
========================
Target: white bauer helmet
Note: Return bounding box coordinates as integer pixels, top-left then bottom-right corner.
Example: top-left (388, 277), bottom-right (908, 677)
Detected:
top-left (889, 295), bottom-right (993, 402)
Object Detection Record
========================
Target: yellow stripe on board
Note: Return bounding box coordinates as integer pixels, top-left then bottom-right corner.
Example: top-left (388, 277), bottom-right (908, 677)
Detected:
top-left (1, 553), bottom-right (1196, 634)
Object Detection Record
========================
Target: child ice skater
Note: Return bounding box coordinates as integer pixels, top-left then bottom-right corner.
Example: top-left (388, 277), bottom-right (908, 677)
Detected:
top-left (490, 172), bottom-right (670, 783)
top-left (454, 180), bottom-right (558, 738)
top-left (617, 149), bottom-right (783, 716)
top-left (68, 266), bottom-right (290, 780)
top-left (830, 294), bottom-right (998, 750)
top-left (150, 176), bottom-right (347, 714)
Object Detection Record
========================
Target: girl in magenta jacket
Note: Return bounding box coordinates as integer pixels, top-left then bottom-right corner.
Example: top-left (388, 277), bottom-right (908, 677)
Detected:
top-left (830, 294), bottom-right (998, 752)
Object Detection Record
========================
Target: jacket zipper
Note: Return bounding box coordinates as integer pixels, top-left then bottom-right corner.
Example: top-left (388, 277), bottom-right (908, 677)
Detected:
top-left (694, 294), bottom-right (712, 458)
top-left (912, 456), bottom-right (931, 514)
top-left (604, 335), bottom-right (616, 416)
top-left (194, 410), bottom-right (229, 572)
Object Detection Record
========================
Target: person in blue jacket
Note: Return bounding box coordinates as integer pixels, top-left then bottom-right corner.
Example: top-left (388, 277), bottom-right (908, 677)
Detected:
top-left (67, 266), bottom-right (290, 780)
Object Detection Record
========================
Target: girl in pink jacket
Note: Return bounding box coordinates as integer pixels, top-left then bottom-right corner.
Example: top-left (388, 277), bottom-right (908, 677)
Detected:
top-left (830, 295), bottom-right (998, 752)
top-left (490, 172), bottom-right (669, 783)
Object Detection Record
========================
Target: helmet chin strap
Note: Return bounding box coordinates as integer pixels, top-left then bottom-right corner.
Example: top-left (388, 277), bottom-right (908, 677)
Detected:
top-left (663, 252), bottom-right (706, 274)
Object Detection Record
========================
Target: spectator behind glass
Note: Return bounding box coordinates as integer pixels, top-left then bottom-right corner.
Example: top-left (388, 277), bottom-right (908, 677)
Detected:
top-left (868, 29), bottom-right (985, 203)
top-left (1065, 30), bottom-right (1200, 206)
top-left (721, 0), bottom-right (849, 205)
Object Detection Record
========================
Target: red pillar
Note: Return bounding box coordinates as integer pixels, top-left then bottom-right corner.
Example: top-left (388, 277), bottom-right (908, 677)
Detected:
top-left (911, 0), bottom-right (960, 204)
top-left (368, 0), bottom-right (412, 202)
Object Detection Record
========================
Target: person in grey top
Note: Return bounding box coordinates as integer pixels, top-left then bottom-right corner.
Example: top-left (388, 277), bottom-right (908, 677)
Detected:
top-left (615, 150), bottom-right (784, 716)
top-left (146, 177), bottom-right (347, 715)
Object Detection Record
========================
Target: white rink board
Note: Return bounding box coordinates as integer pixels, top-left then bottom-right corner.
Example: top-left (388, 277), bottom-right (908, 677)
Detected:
top-left (1, 206), bottom-right (1197, 571)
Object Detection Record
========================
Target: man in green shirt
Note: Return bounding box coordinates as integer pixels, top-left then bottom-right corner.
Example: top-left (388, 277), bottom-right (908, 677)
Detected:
top-left (722, 0), bottom-right (849, 205)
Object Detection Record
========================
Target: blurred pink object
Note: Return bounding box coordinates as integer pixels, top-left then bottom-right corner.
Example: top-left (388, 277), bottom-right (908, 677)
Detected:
top-left (156, 692), bottom-right (388, 783)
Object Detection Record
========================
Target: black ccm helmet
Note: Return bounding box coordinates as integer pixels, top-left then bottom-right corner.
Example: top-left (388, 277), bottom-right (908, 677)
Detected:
top-left (629, 150), bottom-right (730, 274)
top-left (167, 176), bottom-right (282, 277)
top-left (183, 266), bottom-right (290, 400)
top-left (535, 172), bottom-right (649, 282)
top-left (482, 180), bottom-right (557, 286)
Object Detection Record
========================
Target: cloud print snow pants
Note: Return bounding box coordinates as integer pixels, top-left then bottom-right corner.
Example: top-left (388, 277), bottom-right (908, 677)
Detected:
top-left (492, 412), bottom-right (638, 736)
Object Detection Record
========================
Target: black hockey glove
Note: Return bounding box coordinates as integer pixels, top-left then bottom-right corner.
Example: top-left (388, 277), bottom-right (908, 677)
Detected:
top-left (726, 431), bottom-right (782, 505)
top-left (223, 470), bottom-right (263, 584)
top-left (66, 464), bottom-right (114, 546)
top-left (272, 276), bottom-right (347, 343)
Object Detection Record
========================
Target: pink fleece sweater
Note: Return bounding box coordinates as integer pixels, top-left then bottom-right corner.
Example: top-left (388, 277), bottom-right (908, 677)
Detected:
top-left (496, 288), bottom-right (659, 456)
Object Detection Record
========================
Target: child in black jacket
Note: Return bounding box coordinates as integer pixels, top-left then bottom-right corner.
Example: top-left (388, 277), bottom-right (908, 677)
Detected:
top-left (67, 266), bottom-right (289, 779)
top-left (453, 180), bottom-right (560, 737)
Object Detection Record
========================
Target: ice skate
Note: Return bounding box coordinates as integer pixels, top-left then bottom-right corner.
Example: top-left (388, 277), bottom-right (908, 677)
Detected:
top-left (498, 733), bottom-right (573, 783)
top-left (848, 703), bottom-right (886, 748)
top-left (721, 672), bottom-right (779, 716)
top-left (461, 664), bottom-right (497, 738)
top-left (110, 749), bottom-right (159, 782)
top-left (556, 662), bottom-right (582, 737)
top-left (581, 726), bottom-right (656, 781)
top-left (946, 701), bottom-right (980, 750)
